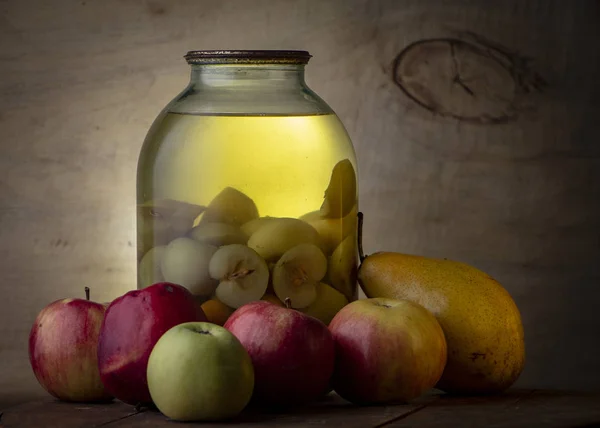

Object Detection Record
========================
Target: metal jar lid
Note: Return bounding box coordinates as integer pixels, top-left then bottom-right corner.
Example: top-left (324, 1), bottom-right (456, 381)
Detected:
top-left (184, 50), bottom-right (312, 65)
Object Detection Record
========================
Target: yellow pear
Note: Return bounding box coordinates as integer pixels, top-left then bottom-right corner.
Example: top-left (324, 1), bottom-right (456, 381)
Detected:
top-left (356, 211), bottom-right (524, 394)
top-left (358, 250), bottom-right (525, 394)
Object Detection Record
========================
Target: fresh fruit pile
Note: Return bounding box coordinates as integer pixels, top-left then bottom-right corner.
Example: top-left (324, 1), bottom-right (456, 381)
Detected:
top-left (27, 281), bottom-right (447, 421)
top-left (28, 212), bottom-right (526, 421)
top-left (137, 158), bottom-right (359, 327)
top-left (27, 160), bottom-right (525, 421)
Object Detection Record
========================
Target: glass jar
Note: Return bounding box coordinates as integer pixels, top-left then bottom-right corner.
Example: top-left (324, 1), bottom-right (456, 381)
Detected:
top-left (136, 50), bottom-right (358, 326)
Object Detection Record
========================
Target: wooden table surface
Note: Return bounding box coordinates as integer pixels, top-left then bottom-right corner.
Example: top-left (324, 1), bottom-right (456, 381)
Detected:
top-left (1, 389), bottom-right (599, 428)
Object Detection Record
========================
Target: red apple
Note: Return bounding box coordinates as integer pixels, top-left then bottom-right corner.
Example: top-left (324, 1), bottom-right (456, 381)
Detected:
top-left (28, 288), bottom-right (112, 402)
top-left (97, 282), bottom-right (206, 405)
top-left (224, 301), bottom-right (334, 407)
top-left (329, 298), bottom-right (447, 404)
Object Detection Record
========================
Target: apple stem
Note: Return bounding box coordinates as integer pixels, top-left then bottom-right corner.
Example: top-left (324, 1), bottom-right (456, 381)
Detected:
top-left (358, 211), bottom-right (367, 263)
top-left (85, 287), bottom-right (90, 301)
top-left (284, 297), bottom-right (292, 309)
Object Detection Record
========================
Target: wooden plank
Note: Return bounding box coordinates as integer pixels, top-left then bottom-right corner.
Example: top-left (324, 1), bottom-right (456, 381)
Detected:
top-left (388, 389), bottom-right (600, 428)
top-left (0, 398), bottom-right (140, 428)
top-left (102, 392), bottom-right (439, 428)
top-left (485, 390), bottom-right (600, 428)
top-left (2, 390), bottom-right (599, 427)
top-left (385, 389), bottom-right (535, 427)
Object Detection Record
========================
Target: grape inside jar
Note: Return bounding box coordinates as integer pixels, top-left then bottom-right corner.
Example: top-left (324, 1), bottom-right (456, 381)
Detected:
top-left (136, 50), bottom-right (358, 326)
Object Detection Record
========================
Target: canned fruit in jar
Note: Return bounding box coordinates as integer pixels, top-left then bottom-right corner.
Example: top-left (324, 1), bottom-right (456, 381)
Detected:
top-left (161, 238), bottom-right (218, 297)
top-left (272, 243), bottom-right (327, 309)
top-left (247, 218), bottom-right (321, 262)
top-left (210, 244), bottom-right (269, 309)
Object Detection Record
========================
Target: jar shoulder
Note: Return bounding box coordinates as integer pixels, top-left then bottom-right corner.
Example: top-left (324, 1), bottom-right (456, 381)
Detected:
top-left (166, 84), bottom-right (334, 116)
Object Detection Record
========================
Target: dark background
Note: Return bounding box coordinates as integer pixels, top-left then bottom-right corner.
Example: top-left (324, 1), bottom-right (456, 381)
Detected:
top-left (1, 0), bottom-right (598, 408)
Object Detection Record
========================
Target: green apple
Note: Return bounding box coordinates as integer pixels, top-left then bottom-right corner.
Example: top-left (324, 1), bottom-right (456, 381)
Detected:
top-left (147, 322), bottom-right (254, 421)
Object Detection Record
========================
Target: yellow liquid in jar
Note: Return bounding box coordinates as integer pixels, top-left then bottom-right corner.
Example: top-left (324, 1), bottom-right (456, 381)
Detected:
top-left (137, 112), bottom-right (358, 319)
top-left (139, 112), bottom-right (356, 217)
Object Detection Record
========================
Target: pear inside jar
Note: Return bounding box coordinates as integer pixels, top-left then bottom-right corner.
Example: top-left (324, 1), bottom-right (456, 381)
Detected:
top-left (137, 190), bottom-right (356, 324)
top-left (137, 114), bottom-right (358, 326)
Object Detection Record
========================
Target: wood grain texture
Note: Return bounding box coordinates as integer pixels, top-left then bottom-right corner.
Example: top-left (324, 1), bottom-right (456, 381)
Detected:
top-left (3, 390), bottom-right (600, 428)
top-left (389, 390), bottom-right (600, 428)
top-left (104, 393), bottom-right (438, 428)
top-left (0, 398), bottom-right (140, 428)
top-left (0, 0), bottom-right (599, 405)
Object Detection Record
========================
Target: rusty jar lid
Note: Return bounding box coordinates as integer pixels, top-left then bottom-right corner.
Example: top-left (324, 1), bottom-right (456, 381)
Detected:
top-left (184, 50), bottom-right (312, 65)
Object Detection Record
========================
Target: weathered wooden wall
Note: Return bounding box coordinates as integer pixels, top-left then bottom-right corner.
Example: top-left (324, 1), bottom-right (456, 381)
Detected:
top-left (1, 0), bottom-right (598, 407)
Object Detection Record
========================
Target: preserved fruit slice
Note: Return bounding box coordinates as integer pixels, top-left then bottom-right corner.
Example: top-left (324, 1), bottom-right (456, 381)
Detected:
top-left (328, 235), bottom-right (357, 300)
top-left (301, 282), bottom-right (348, 325)
top-left (201, 187), bottom-right (259, 226)
top-left (189, 222), bottom-right (247, 247)
top-left (240, 216), bottom-right (277, 238)
top-left (139, 199), bottom-right (206, 237)
top-left (138, 246), bottom-right (167, 288)
top-left (200, 298), bottom-right (236, 326)
top-left (320, 159), bottom-right (357, 219)
top-left (272, 243), bottom-right (327, 309)
top-left (137, 208), bottom-right (173, 261)
top-left (300, 205), bottom-right (357, 255)
top-left (261, 293), bottom-right (284, 306)
top-left (209, 244), bottom-right (269, 308)
top-left (161, 238), bottom-right (218, 297)
top-left (247, 218), bottom-right (321, 262)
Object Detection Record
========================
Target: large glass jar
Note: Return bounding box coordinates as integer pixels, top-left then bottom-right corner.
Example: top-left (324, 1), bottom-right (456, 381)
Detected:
top-left (136, 50), bottom-right (358, 326)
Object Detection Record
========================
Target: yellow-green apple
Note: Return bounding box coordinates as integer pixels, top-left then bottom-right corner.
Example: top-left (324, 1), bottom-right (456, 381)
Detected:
top-left (28, 288), bottom-right (112, 402)
top-left (147, 322), bottom-right (254, 421)
top-left (224, 301), bottom-right (334, 407)
top-left (329, 298), bottom-right (447, 404)
top-left (97, 282), bottom-right (206, 405)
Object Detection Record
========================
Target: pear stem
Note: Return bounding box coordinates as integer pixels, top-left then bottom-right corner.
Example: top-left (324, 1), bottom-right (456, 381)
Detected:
top-left (358, 211), bottom-right (367, 263)
top-left (85, 287), bottom-right (90, 301)
top-left (284, 297), bottom-right (292, 309)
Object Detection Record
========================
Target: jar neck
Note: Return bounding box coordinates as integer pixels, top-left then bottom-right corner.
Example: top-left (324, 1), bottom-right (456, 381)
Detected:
top-left (189, 64), bottom-right (307, 90)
